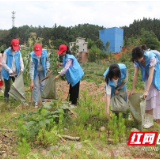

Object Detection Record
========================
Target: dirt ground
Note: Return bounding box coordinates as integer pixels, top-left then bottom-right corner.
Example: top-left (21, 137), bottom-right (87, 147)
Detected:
top-left (56, 80), bottom-right (106, 102)
top-left (50, 80), bottom-right (160, 159)
top-left (1, 129), bottom-right (159, 159)
top-left (56, 80), bottom-right (131, 102)
top-left (1, 80), bottom-right (160, 159)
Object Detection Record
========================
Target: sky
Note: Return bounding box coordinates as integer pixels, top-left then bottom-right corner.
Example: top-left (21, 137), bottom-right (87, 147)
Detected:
top-left (0, 0), bottom-right (160, 30)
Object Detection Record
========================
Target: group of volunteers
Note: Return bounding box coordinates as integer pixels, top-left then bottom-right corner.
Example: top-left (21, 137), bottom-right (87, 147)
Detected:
top-left (1, 39), bottom-right (160, 129)
top-left (105, 44), bottom-right (160, 129)
top-left (0, 39), bottom-right (84, 109)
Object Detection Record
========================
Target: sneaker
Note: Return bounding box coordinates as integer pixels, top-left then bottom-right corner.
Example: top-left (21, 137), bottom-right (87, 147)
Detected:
top-left (143, 121), bottom-right (154, 128)
top-left (66, 101), bottom-right (71, 104)
top-left (128, 114), bottom-right (132, 121)
top-left (35, 102), bottom-right (38, 108)
top-left (69, 104), bottom-right (77, 108)
top-left (143, 114), bottom-right (154, 129)
top-left (143, 113), bottom-right (149, 127)
top-left (143, 113), bottom-right (149, 128)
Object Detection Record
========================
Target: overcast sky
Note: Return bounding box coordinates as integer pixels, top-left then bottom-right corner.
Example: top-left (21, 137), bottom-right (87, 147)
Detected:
top-left (0, 0), bottom-right (160, 30)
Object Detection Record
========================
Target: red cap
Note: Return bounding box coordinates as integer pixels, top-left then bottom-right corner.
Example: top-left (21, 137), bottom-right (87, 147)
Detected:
top-left (56, 44), bottom-right (67, 55)
top-left (34, 44), bottom-right (42, 56)
top-left (11, 39), bottom-right (19, 51)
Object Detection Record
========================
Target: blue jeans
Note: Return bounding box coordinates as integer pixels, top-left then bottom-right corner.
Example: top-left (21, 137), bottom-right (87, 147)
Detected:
top-left (32, 71), bottom-right (45, 103)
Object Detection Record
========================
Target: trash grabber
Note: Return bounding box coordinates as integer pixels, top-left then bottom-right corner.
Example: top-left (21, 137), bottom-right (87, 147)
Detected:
top-left (39, 69), bottom-right (55, 83)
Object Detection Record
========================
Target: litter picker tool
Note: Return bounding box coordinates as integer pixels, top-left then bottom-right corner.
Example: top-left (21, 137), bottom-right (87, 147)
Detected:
top-left (39, 69), bottom-right (56, 83)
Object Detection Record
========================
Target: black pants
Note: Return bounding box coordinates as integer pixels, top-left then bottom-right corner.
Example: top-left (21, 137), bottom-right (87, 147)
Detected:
top-left (69, 81), bottom-right (80, 105)
top-left (4, 76), bottom-right (15, 98)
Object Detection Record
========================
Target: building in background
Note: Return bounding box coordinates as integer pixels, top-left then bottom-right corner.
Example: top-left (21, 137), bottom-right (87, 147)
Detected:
top-left (78, 51), bottom-right (88, 63)
top-left (69, 37), bottom-right (88, 62)
top-left (99, 27), bottom-right (123, 53)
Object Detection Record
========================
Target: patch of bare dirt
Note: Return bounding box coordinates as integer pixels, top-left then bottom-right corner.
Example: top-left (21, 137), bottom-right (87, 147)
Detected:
top-left (56, 80), bottom-right (106, 102)
top-left (0, 131), bottom-right (17, 158)
top-left (114, 46), bottom-right (134, 60)
top-left (56, 80), bottom-right (131, 103)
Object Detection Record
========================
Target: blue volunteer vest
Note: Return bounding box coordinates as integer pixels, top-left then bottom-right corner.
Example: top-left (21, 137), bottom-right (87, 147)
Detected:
top-left (103, 64), bottom-right (127, 98)
top-left (30, 49), bottom-right (47, 79)
top-left (2, 48), bottom-right (20, 80)
top-left (134, 51), bottom-right (160, 91)
top-left (63, 54), bottom-right (84, 87)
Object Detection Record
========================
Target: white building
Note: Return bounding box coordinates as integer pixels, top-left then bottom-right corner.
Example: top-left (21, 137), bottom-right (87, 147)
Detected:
top-left (69, 37), bottom-right (88, 55)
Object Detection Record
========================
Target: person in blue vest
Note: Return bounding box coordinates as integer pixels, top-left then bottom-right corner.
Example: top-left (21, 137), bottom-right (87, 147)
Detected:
top-left (2, 39), bottom-right (24, 103)
top-left (54, 44), bottom-right (84, 108)
top-left (130, 45), bottom-right (160, 128)
top-left (103, 63), bottom-right (128, 119)
top-left (30, 44), bottom-right (50, 108)
top-left (0, 50), bottom-right (4, 93)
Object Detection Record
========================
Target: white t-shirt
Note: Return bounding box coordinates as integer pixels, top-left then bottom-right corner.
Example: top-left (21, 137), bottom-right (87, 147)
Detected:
top-left (2, 48), bottom-right (24, 76)
top-left (37, 55), bottom-right (43, 71)
top-left (105, 71), bottom-right (128, 95)
top-left (105, 79), bottom-right (118, 95)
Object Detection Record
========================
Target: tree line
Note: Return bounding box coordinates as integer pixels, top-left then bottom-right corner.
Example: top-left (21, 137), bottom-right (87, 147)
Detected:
top-left (0, 24), bottom-right (104, 50)
top-left (1, 17), bottom-right (160, 51)
top-left (122, 17), bottom-right (160, 50)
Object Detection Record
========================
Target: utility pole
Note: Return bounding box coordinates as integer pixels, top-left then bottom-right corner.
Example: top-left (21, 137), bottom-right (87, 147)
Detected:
top-left (12, 11), bottom-right (16, 28)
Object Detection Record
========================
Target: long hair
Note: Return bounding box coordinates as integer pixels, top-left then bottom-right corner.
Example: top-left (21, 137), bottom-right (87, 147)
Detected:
top-left (0, 50), bottom-right (4, 54)
top-left (105, 63), bottom-right (121, 84)
top-left (10, 45), bottom-right (14, 51)
top-left (131, 46), bottom-right (144, 63)
top-left (66, 46), bottom-right (71, 55)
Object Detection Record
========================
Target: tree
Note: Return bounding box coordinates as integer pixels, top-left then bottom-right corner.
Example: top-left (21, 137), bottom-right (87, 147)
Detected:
top-left (95, 39), bottom-right (105, 50)
top-left (106, 41), bottom-right (110, 52)
top-left (140, 28), bottom-right (160, 50)
top-left (71, 45), bottom-right (79, 56)
top-left (87, 38), bottom-right (95, 49)
top-left (88, 45), bottom-right (101, 62)
top-left (53, 39), bottom-right (68, 50)
top-left (0, 30), bottom-right (10, 48)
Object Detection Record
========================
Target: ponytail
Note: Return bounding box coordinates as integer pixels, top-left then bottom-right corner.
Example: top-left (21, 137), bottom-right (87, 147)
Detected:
top-left (141, 44), bottom-right (147, 50)
top-left (66, 46), bottom-right (71, 55)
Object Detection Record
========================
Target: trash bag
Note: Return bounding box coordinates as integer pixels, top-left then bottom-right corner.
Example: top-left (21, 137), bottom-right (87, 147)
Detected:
top-left (110, 89), bottom-right (129, 113)
top-left (128, 93), bottom-right (146, 131)
top-left (8, 72), bottom-right (26, 103)
top-left (41, 72), bottom-right (58, 99)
